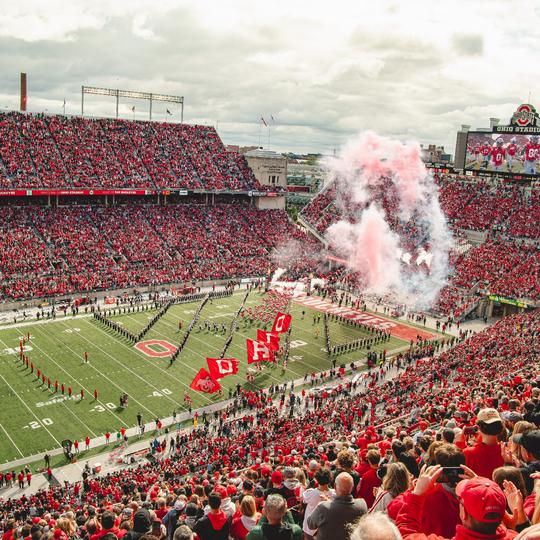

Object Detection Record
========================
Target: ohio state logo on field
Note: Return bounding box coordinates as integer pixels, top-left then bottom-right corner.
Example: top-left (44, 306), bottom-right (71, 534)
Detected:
top-left (511, 104), bottom-right (538, 127)
top-left (135, 339), bottom-right (176, 358)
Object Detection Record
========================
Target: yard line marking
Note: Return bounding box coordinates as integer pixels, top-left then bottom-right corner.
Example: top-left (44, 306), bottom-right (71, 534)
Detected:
top-left (30, 325), bottom-right (127, 431)
top-left (82, 317), bottom-right (216, 407)
top-left (0, 375), bottom-right (61, 446)
top-left (0, 421), bottom-right (23, 458)
top-left (0, 331), bottom-right (102, 447)
top-left (147, 308), bottom-right (309, 387)
top-left (54, 322), bottom-right (161, 418)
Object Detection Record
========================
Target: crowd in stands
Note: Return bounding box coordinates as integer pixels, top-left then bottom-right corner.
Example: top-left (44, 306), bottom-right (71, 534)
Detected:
top-left (0, 112), bottom-right (263, 191)
top-left (300, 174), bottom-right (540, 315)
top-left (431, 241), bottom-right (540, 316)
top-left (0, 308), bottom-right (539, 539)
top-left (0, 203), bottom-right (317, 302)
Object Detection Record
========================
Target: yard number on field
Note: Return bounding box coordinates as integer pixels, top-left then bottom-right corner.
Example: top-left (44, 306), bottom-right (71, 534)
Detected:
top-left (148, 388), bottom-right (172, 397)
top-left (23, 418), bottom-right (54, 429)
top-left (91, 403), bottom-right (117, 413)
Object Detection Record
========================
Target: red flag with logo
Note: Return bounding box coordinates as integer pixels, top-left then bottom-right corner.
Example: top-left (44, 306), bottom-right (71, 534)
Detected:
top-left (272, 312), bottom-right (292, 334)
top-left (189, 368), bottom-right (221, 393)
top-left (246, 338), bottom-right (274, 363)
top-left (257, 329), bottom-right (280, 351)
top-left (206, 357), bottom-right (239, 380)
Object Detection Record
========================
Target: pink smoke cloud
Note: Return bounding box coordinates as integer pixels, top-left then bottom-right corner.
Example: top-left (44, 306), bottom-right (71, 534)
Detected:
top-left (323, 131), bottom-right (453, 308)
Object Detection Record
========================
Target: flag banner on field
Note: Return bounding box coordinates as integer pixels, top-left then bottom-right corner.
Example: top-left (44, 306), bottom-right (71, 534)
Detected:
top-left (272, 312), bottom-right (292, 334)
top-left (246, 338), bottom-right (274, 363)
top-left (257, 329), bottom-right (280, 351)
top-left (206, 357), bottom-right (239, 380)
top-left (189, 368), bottom-right (221, 393)
top-left (260, 116), bottom-right (268, 127)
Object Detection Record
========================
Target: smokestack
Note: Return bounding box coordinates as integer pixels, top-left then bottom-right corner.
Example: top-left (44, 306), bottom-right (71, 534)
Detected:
top-left (20, 73), bottom-right (27, 111)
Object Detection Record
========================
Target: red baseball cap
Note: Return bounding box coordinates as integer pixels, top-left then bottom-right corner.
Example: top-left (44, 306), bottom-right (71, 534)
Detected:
top-left (456, 477), bottom-right (506, 523)
top-left (214, 485), bottom-right (228, 499)
top-left (226, 484), bottom-right (237, 496)
top-left (271, 470), bottom-right (283, 484)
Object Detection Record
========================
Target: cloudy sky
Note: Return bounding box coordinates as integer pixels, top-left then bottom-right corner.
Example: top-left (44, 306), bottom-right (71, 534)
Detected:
top-left (1, 0), bottom-right (538, 155)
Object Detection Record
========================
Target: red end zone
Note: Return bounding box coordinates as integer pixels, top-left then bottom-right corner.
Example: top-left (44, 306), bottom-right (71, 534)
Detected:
top-left (293, 294), bottom-right (436, 341)
top-left (134, 339), bottom-right (177, 358)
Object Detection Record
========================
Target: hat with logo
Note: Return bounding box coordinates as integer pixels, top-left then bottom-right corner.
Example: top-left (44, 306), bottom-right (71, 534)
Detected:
top-left (455, 477), bottom-right (506, 523)
top-left (476, 408), bottom-right (502, 424)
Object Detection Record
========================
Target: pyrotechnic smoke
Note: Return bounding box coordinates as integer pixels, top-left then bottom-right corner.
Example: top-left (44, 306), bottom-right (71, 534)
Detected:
top-left (324, 131), bottom-right (454, 309)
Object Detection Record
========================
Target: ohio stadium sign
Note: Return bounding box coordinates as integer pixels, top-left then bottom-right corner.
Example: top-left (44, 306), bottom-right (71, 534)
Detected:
top-left (494, 103), bottom-right (540, 134)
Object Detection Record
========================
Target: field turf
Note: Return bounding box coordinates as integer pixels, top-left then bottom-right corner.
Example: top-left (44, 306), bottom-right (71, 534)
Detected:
top-left (0, 291), bottom-right (407, 466)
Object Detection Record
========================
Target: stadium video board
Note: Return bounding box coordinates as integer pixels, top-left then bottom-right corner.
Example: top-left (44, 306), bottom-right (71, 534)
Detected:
top-left (464, 104), bottom-right (540, 178)
top-left (464, 132), bottom-right (540, 177)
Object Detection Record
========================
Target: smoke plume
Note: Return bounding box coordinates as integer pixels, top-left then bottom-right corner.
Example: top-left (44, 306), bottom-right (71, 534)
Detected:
top-left (324, 131), bottom-right (454, 309)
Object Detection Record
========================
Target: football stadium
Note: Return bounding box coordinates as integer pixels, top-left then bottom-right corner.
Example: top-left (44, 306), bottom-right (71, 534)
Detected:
top-left (0, 3), bottom-right (539, 540)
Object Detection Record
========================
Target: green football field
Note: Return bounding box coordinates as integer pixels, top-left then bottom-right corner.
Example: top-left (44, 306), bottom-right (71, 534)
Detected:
top-left (0, 291), bottom-right (407, 466)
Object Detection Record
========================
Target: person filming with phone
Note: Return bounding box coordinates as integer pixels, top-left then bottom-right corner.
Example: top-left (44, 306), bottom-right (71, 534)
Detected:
top-left (419, 443), bottom-right (468, 537)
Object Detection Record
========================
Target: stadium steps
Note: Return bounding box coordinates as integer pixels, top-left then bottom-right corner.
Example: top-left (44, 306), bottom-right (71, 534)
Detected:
top-left (297, 213), bottom-right (327, 244)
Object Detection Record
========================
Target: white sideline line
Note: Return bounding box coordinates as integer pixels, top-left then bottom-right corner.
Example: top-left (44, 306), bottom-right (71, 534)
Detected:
top-left (55, 322), bottom-right (161, 418)
top-left (31, 325), bottom-right (126, 431)
top-left (0, 374), bottom-right (61, 446)
top-left (0, 421), bottom-right (24, 458)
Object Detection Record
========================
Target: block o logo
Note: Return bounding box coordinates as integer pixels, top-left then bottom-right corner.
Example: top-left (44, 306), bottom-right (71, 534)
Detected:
top-left (135, 339), bottom-right (176, 358)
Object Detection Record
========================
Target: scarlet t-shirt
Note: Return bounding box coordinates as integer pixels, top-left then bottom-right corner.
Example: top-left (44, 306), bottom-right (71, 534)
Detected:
top-left (463, 441), bottom-right (504, 479)
top-left (524, 143), bottom-right (540, 162)
top-left (357, 468), bottom-right (381, 509)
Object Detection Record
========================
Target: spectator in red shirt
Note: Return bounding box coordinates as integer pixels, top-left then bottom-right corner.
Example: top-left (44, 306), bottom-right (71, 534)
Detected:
top-left (396, 465), bottom-right (518, 540)
top-left (419, 444), bottom-right (467, 537)
top-left (357, 449), bottom-right (382, 509)
top-left (463, 409), bottom-right (504, 479)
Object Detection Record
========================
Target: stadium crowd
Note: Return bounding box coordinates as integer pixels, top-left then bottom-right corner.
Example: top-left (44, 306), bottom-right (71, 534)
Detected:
top-left (300, 175), bottom-right (539, 316)
top-left (0, 112), bottom-right (263, 191)
top-left (0, 203), bottom-right (318, 302)
top-left (1, 309), bottom-right (539, 540)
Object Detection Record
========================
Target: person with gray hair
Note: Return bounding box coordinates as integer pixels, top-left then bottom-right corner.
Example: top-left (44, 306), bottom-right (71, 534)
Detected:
top-left (173, 525), bottom-right (194, 540)
top-left (247, 494), bottom-right (302, 540)
top-left (350, 512), bottom-right (402, 540)
top-left (306, 472), bottom-right (367, 540)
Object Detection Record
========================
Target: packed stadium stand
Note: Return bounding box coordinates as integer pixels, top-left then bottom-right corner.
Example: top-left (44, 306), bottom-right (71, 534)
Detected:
top-left (300, 173), bottom-right (540, 318)
top-left (0, 308), bottom-right (538, 540)
top-left (0, 112), bottom-right (264, 191)
top-left (0, 204), bottom-right (320, 301)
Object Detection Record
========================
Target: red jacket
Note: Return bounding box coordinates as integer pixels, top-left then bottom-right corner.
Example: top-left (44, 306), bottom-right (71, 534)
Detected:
top-left (420, 485), bottom-right (460, 538)
top-left (395, 492), bottom-right (517, 540)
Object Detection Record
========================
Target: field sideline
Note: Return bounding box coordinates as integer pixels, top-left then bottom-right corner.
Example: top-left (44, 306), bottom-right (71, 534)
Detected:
top-left (0, 290), bottom-right (410, 465)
